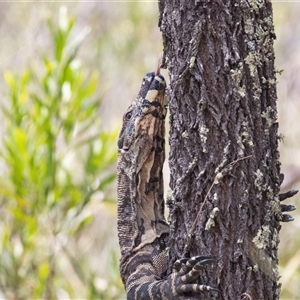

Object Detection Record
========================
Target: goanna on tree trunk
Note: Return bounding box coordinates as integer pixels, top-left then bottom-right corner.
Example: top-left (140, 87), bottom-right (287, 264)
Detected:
top-left (159, 1), bottom-right (293, 299)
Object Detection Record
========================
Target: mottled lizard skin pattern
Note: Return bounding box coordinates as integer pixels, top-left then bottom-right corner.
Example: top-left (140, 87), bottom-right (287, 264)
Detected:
top-left (117, 71), bottom-right (220, 299)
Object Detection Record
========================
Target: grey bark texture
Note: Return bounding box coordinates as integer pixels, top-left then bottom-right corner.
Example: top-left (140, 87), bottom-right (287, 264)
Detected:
top-left (159, 1), bottom-right (282, 299)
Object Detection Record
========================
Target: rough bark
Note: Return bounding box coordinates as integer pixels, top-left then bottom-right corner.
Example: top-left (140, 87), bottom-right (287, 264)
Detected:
top-left (159, 1), bottom-right (282, 299)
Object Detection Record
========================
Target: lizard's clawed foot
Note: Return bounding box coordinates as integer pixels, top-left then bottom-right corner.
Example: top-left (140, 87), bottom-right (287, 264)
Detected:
top-left (277, 173), bottom-right (297, 222)
top-left (172, 256), bottom-right (221, 296)
top-left (278, 188), bottom-right (298, 222)
top-left (279, 191), bottom-right (297, 222)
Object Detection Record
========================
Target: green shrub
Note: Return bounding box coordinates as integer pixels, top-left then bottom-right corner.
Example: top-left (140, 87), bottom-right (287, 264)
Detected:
top-left (0, 7), bottom-right (122, 299)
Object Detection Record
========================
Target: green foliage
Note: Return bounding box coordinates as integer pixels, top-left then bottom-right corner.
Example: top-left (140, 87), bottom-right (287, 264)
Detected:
top-left (0, 7), bottom-right (122, 299)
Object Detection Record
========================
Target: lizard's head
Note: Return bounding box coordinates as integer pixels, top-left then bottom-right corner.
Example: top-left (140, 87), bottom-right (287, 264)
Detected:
top-left (118, 71), bottom-right (167, 154)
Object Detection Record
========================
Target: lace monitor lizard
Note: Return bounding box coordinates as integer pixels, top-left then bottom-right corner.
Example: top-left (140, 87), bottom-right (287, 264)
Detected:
top-left (117, 66), bottom-right (297, 299)
top-left (117, 68), bottom-right (220, 299)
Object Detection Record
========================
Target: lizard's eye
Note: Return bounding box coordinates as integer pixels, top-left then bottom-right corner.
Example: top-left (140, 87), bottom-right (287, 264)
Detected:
top-left (125, 111), bottom-right (133, 121)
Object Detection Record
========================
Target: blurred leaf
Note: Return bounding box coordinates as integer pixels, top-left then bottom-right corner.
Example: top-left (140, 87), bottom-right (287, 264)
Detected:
top-left (4, 71), bottom-right (15, 88)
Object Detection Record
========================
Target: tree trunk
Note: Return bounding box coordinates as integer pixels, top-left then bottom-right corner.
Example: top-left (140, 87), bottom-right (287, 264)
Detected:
top-left (159, 1), bottom-right (282, 299)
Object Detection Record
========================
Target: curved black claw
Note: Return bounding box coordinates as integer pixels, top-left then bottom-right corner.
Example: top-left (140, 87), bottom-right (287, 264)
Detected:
top-left (185, 256), bottom-right (215, 269)
top-left (279, 190), bottom-right (299, 201)
top-left (279, 173), bottom-right (284, 185)
top-left (281, 204), bottom-right (296, 212)
top-left (281, 214), bottom-right (294, 222)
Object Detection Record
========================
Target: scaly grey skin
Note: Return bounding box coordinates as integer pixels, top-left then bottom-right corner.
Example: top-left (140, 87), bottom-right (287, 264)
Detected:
top-left (117, 70), bottom-right (220, 299)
